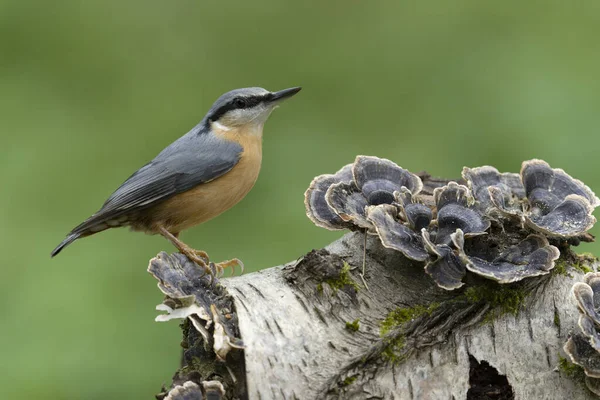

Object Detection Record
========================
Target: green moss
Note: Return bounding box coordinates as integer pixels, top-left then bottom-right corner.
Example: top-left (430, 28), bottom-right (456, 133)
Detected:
top-left (179, 356), bottom-right (203, 375)
top-left (190, 356), bottom-right (203, 369)
top-left (552, 259), bottom-right (568, 276)
top-left (179, 319), bottom-right (191, 349)
top-left (316, 283), bottom-right (323, 293)
top-left (341, 375), bottom-right (357, 386)
top-left (573, 262), bottom-right (593, 274)
top-left (573, 253), bottom-right (595, 274)
top-left (558, 356), bottom-right (586, 384)
top-left (379, 302), bottom-right (439, 362)
top-left (464, 285), bottom-right (526, 321)
top-left (380, 303), bottom-right (440, 335)
top-left (381, 335), bottom-right (406, 363)
top-left (558, 356), bottom-right (579, 376)
top-left (553, 252), bottom-right (597, 277)
top-left (578, 252), bottom-right (598, 263)
top-left (323, 262), bottom-right (360, 293)
top-left (345, 319), bottom-right (360, 332)
top-left (554, 308), bottom-right (561, 330)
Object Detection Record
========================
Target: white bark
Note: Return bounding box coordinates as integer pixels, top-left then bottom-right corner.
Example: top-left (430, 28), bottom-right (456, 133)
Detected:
top-left (153, 232), bottom-right (597, 400)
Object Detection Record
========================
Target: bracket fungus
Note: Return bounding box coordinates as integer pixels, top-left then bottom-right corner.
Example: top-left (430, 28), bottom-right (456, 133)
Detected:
top-left (148, 252), bottom-right (243, 361)
top-left (326, 181), bottom-right (373, 229)
top-left (462, 166), bottom-right (525, 212)
top-left (453, 229), bottom-right (560, 284)
top-left (481, 159), bottom-right (600, 238)
top-left (431, 181), bottom-right (490, 246)
top-left (305, 155), bottom-right (423, 232)
top-left (163, 381), bottom-right (203, 400)
top-left (521, 160), bottom-right (600, 237)
top-left (396, 188), bottom-right (433, 232)
top-left (366, 204), bottom-right (429, 262)
top-left (422, 229), bottom-right (467, 290)
top-left (353, 155), bottom-right (423, 206)
top-left (565, 273), bottom-right (600, 395)
top-left (162, 380), bottom-right (226, 400)
top-left (305, 156), bottom-right (598, 291)
top-left (573, 273), bottom-right (600, 326)
top-left (304, 164), bottom-right (354, 230)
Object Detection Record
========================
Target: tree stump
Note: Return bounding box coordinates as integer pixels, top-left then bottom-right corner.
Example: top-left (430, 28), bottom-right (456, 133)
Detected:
top-left (149, 231), bottom-right (597, 400)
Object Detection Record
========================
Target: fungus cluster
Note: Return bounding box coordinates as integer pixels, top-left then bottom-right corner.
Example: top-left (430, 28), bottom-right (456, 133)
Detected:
top-left (565, 272), bottom-right (600, 395)
top-left (305, 156), bottom-right (599, 290)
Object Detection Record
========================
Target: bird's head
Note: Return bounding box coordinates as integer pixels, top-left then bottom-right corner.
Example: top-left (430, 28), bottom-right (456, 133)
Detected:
top-left (205, 86), bottom-right (301, 135)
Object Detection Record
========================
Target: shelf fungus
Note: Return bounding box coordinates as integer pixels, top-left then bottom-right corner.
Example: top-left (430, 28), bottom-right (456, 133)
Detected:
top-left (163, 381), bottom-right (203, 400)
top-left (565, 273), bottom-right (600, 395)
top-left (453, 229), bottom-right (560, 284)
top-left (148, 252), bottom-right (243, 361)
top-left (521, 160), bottom-right (600, 237)
top-left (304, 156), bottom-right (598, 291)
top-left (163, 380), bottom-right (226, 400)
top-left (431, 182), bottom-right (490, 246)
top-left (304, 164), bottom-right (354, 230)
top-left (396, 187), bottom-right (433, 232)
top-left (422, 229), bottom-right (467, 290)
top-left (353, 155), bottom-right (423, 206)
top-left (462, 166), bottom-right (525, 212)
top-left (421, 182), bottom-right (492, 290)
top-left (304, 155), bottom-right (423, 231)
top-left (573, 273), bottom-right (600, 326)
top-left (367, 204), bottom-right (429, 262)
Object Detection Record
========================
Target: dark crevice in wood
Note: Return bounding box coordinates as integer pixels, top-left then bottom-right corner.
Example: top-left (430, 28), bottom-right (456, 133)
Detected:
top-left (467, 355), bottom-right (514, 400)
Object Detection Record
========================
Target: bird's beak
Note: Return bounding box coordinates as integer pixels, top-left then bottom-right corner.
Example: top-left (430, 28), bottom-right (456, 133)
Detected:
top-left (268, 87), bottom-right (302, 103)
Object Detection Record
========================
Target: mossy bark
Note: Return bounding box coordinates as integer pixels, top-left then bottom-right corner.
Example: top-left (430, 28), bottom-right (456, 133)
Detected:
top-left (153, 232), bottom-right (598, 400)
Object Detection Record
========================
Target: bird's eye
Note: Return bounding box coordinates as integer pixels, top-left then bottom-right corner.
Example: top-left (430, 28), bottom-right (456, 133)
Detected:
top-left (234, 98), bottom-right (247, 108)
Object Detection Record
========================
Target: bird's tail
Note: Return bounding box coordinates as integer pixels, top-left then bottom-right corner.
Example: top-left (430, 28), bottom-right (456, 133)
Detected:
top-left (51, 233), bottom-right (82, 257)
top-left (51, 215), bottom-right (119, 257)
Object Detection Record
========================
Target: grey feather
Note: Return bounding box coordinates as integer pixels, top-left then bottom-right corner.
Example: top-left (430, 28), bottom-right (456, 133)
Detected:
top-left (60, 122), bottom-right (243, 241)
top-left (102, 125), bottom-right (242, 213)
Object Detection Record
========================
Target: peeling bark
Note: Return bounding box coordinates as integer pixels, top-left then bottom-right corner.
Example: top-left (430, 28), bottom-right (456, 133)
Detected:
top-left (151, 231), bottom-right (598, 400)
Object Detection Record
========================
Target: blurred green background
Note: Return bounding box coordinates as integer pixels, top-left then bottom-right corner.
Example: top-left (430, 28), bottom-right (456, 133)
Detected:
top-left (2, 1), bottom-right (599, 398)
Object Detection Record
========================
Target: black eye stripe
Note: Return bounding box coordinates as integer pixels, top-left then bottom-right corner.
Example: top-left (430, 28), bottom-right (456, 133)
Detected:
top-left (235, 96), bottom-right (262, 109)
top-left (209, 95), bottom-right (266, 122)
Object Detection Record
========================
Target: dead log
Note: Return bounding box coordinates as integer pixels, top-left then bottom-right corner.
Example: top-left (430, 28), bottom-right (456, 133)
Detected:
top-left (149, 231), bottom-right (598, 400)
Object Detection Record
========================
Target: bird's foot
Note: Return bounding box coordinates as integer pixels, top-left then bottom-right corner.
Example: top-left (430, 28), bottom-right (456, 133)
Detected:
top-left (157, 227), bottom-right (216, 277)
top-left (178, 247), bottom-right (243, 278)
top-left (178, 248), bottom-right (213, 275)
top-left (213, 258), bottom-right (245, 277)
top-left (190, 249), bottom-right (210, 263)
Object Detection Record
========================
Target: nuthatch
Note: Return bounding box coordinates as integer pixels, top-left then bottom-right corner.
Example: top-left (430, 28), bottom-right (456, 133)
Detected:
top-left (51, 86), bottom-right (301, 275)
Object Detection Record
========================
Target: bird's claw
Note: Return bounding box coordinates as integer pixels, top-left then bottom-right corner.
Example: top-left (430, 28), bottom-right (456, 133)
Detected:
top-left (179, 248), bottom-right (244, 279)
top-left (184, 252), bottom-right (213, 276)
top-left (214, 258), bottom-right (245, 277)
top-left (190, 249), bottom-right (210, 264)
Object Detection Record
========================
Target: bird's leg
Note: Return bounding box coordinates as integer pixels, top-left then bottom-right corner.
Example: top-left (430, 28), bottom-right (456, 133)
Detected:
top-left (157, 226), bottom-right (244, 277)
top-left (171, 232), bottom-right (210, 264)
top-left (157, 226), bottom-right (212, 274)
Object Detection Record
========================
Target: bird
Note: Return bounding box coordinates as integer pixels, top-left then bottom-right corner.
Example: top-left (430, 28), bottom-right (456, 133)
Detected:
top-left (51, 86), bottom-right (301, 275)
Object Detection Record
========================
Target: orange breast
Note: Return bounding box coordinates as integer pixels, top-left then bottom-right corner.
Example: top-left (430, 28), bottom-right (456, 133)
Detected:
top-left (140, 133), bottom-right (263, 234)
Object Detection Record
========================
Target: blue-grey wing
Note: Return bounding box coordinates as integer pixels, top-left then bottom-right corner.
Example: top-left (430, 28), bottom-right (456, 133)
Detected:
top-left (72, 131), bottom-right (243, 233)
